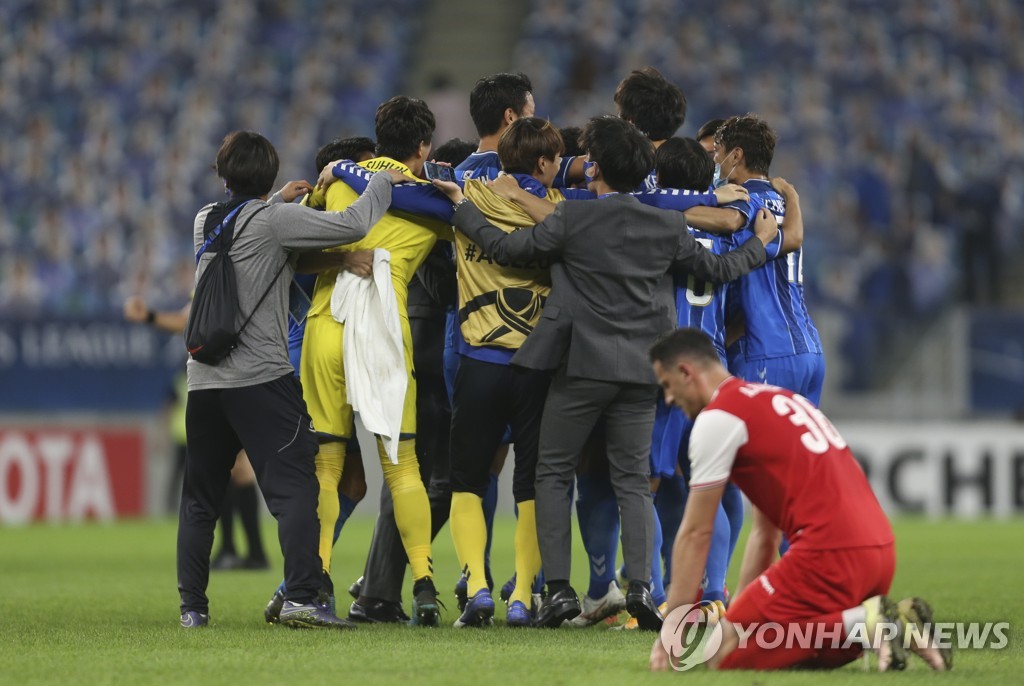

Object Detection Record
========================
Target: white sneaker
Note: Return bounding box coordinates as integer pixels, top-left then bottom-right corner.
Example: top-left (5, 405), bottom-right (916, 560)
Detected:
top-left (567, 581), bottom-right (626, 627)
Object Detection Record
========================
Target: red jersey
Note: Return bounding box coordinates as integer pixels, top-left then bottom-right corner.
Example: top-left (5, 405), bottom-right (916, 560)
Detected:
top-left (688, 376), bottom-right (893, 550)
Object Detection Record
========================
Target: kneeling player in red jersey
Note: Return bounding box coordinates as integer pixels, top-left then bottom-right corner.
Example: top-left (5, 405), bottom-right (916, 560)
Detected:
top-left (647, 328), bottom-right (951, 672)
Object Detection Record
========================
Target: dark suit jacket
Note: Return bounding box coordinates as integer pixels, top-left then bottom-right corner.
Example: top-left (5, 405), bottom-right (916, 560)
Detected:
top-left (453, 194), bottom-right (766, 384)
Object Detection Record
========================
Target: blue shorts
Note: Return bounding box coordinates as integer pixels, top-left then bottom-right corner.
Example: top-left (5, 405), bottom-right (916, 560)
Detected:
top-left (738, 353), bottom-right (826, 405)
top-left (650, 399), bottom-right (690, 479)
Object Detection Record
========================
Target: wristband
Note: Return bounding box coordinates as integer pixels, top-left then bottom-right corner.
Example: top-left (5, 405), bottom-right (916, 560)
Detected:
top-left (145, 310), bottom-right (156, 324)
top-left (453, 197), bottom-right (470, 211)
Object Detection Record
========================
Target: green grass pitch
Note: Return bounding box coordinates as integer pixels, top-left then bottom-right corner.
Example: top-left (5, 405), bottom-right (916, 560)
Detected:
top-left (1, 516), bottom-right (1020, 685)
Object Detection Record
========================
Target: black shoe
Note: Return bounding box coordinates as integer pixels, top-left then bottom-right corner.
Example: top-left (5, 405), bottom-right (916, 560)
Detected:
top-left (535, 586), bottom-right (581, 628)
top-left (348, 597), bottom-right (411, 624)
top-left (317, 570), bottom-right (336, 616)
top-left (348, 575), bottom-right (364, 601)
top-left (242, 556), bottom-right (270, 571)
top-left (625, 581), bottom-right (663, 631)
top-left (411, 577), bottom-right (440, 627)
top-left (264, 588), bottom-right (285, 624)
top-left (211, 550), bottom-right (243, 571)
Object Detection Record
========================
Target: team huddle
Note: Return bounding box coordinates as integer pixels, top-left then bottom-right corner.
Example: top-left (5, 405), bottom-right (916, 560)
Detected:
top-left (177, 68), bottom-right (951, 673)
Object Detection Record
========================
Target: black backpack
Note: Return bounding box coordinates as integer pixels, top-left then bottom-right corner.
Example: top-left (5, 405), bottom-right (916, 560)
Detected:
top-left (185, 202), bottom-right (284, 365)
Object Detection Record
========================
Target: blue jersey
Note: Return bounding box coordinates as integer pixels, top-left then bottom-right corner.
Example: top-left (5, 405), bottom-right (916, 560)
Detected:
top-left (456, 150), bottom-right (579, 188)
top-left (727, 179), bottom-right (822, 360)
top-left (674, 228), bottom-right (732, 363)
top-left (287, 272), bottom-right (317, 374)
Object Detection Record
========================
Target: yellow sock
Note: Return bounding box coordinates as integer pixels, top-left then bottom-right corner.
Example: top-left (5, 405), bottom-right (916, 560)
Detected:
top-left (380, 438), bottom-right (433, 580)
top-left (510, 499), bottom-right (542, 606)
top-left (450, 491), bottom-right (488, 595)
top-left (314, 441), bottom-right (346, 574)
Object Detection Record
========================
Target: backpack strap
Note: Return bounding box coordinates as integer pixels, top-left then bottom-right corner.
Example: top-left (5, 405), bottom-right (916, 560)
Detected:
top-left (195, 200), bottom-right (255, 264)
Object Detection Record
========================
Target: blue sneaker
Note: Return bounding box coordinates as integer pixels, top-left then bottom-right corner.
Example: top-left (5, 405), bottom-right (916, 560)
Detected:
top-left (180, 610), bottom-right (209, 628)
top-left (279, 601), bottom-right (356, 629)
top-left (454, 588), bottom-right (495, 628)
top-left (454, 573), bottom-right (469, 612)
top-left (500, 574), bottom-right (517, 604)
top-left (506, 600), bottom-right (532, 627)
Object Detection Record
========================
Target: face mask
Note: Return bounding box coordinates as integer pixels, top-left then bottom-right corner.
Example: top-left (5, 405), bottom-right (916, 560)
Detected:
top-left (713, 163), bottom-right (723, 188)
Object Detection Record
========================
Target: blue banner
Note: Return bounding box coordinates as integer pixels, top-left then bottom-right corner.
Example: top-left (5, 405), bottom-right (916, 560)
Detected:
top-left (970, 310), bottom-right (1024, 413)
top-left (0, 318), bottom-right (185, 411)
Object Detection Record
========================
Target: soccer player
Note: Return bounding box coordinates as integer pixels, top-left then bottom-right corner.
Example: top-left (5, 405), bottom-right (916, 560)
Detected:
top-left (614, 66), bottom-right (687, 190)
top-left (300, 96), bottom-right (450, 626)
top-left (648, 328), bottom-right (950, 672)
top-left (709, 115), bottom-right (823, 403)
top-left (697, 118), bottom-right (726, 156)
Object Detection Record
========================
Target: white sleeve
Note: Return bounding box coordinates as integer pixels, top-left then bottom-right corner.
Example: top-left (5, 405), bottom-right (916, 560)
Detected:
top-left (688, 409), bottom-right (748, 490)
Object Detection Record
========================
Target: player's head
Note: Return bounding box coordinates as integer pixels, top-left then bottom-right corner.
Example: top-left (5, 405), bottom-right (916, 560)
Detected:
top-left (580, 115), bottom-right (654, 194)
top-left (498, 117), bottom-right (564, 187)
top-left (315, 136), bottom-right (376, 173)
top-left (649, 328), bottom-right (726, 419)
top-left (696, 118), bottom-right (726, 154)
top-left (613, 67), bottom-right (686, 142)
top-left (215, 130), bottom-right (279, 197)
top-left (375, 96), bottom-right (436, 170)
top-left (559, 125), bottom-right (585, 158)
top-left (469, 72), bottom-right (535, 138)
top-left (433, 138), bottom-right (478, 167)
top-left (655, 137), bottom-right (714, 192)
top-left (714, 114), bottom-right (776, 183)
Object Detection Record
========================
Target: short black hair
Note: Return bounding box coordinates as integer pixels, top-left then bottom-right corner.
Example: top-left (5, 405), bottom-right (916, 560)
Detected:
top-left (214, 130), bottom-right (279, 197)
top-left (649, 328), bottom-right (720, 367)
top-left (696, 118), bottom-right (727, 143)
top-left (715, 114), bottom-right (777, 176)
top-left (559, 126), bottom-right (585, 157)
top-left (580, 116), bottom-right (654, 193)
top-left (655, 137), bottom-right (714, 191)
top-left (469, 72), bottom-right (533, 137)
top-left (498, 117), bottom-right (564, 175)
top-left (433, 138), bottom-right (478, 167)
top-left (613, 67), bottom-right (686, 141)
top-left (375, 96), bottom-right (436, 162)
top-left (315, 136), bottom-right (376, 172)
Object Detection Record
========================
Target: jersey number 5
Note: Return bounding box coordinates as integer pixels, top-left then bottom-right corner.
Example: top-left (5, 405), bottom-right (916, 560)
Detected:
top-left (771, 393), bottom-right (846, 454)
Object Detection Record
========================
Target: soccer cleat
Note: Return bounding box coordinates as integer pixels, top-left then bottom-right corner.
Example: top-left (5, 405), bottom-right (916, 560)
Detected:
top-left (278, 601), bottom-right (357, 629)
top-left (348, 597), bottom-right (410, 624)
top-left (500, 574), bottom-right (517, 604)
top-left (568, 581), bottom-right (626, 627)
top-left (506, 600), bottom-right (532, 627)
top-left (454, 573), bottom-right (469, 612)
top-left (866, 596), bottom-right (907, 672)
top-left (897, 597), bottom-right (952, 671)
top-left (453, 588), bottom-right (495, 628)
top-left (264, 587), bottom-right (285, 624)
top-left (535, 586), bottom-right (581, 628)
top-left (348, 576), bottom-right (364, 601)
top-left (317, 570), bottom-right (336, 616)
top-left (411, 577), bottom-right (441, 627)
top-left (625, 581), bottom-right (664, 631)
top-left (180, 610), bottom-right (209, 628)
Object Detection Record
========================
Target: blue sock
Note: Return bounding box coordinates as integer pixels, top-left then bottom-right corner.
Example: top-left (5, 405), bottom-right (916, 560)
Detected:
top-left (721, 482), bottom-right (744, 567)
top-left (654, 475), bottom-right (685, 580)
top-left (649, 492), bottom-right (666, 606)
top-left (331, 493), bottom-right (358, 545)
top-left (575, 474), bottom-right (620, 600)
top-left (701, 505), bottom-right (731, 603)
top-left (483, 473), bottom-right (499, 586)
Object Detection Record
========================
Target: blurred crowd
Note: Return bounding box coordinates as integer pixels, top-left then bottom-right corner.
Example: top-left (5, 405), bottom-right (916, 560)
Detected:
top-left (513, 0), bottom-right (1024, 388)
top-left (0, 0), bottom-right (420, 316)
top-left (2, 0), bottom-right (1021, 390)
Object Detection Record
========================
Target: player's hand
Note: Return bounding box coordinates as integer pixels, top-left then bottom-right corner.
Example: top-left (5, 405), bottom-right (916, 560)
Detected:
top-left (770, 176), bottom-right (798, 198)
top-left (340, 249), bottom-right (374, 278)
top-left (753, 207), bottom-right (779, 247)
top-left (316, 160), bottom-right (343, 191)
top-left (487, 172), bottom-right (523, 201)
top-left (277, 180), bottom-right (313, 203)
top-left (431, 179), bottom-right (465, 204)
top-left (650, 638), bottom-right (672, 672)
top-left (384, 169), bottom-right (409, 185)
top-left (123, 296), bottom-right (148, 323)
top-left (713, 183), bottom-right (749, 206)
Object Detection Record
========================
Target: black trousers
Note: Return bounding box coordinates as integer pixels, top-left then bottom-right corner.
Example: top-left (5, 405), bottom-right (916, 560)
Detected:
top-left (178, 374), bottom-right (321, 614)
top-left (449, 356), bottom-right (549, 502)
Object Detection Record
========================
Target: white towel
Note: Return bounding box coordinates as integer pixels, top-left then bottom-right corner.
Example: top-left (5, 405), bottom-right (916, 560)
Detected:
top-left (330, 248), bottom-right (406, 463)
